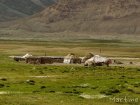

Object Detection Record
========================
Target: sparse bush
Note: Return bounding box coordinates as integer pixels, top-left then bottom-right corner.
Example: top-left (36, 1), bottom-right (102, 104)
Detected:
top-left (127, 87), bottom-right (134, 92)
top-left (133, 82), bottom-right (140, 87)
top-left (0, 78), bottom-right (7, 81)
top-left (91, 86), bottom-right (98, 89)
top-left (63, 90), bottom-right (82, 95)
top-left (26, 80), bottom-right (35, 85)
top-left (49, 90), bottom-right (55, 93)
top-left (40, 86), bottom-right (46, 89)
top-left (137, 68), bottom-right (140, 71)
top-left (0, 84), bottom-right (5, 88)
top-left (100, 87), bottom-right (120, 95)
top-left (32, 90), bottom-right (40, 93)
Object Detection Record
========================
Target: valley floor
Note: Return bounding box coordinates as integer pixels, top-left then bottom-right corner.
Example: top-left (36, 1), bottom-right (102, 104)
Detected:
top-left (0, 40), bottom-right (140, 105)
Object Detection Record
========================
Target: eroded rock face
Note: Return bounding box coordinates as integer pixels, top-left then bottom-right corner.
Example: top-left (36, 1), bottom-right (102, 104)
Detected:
top-left (39, 0), bottom-right (140, 21)
top-left (105, 0), bottom-right (139, 18)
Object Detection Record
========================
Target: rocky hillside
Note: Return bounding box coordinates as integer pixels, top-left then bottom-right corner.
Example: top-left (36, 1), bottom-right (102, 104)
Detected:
top-left (0, 0), bottom-right (55, 21)
top-left (14, 0), bottom-right (140, 35)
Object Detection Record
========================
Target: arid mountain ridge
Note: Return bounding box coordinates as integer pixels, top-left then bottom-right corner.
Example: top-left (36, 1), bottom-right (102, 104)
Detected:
top-left (0, 0), bottom-right (140, 41)
top-left (14, 0), bottom-right (140, 35)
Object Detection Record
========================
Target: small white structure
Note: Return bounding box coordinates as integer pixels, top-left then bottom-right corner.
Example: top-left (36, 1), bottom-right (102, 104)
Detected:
top-left (82, 53), bottom-right (94, 63)
top-left (9, 53), bottom-right (33, 62)
top-left (63, 53), bottom-right (75, 64)
top-left (63, 58), bottom-right (71, 64)
top-left (21, 53), bottom-right (32, 59)
top-left (63, 53), bottom-right (81, 64)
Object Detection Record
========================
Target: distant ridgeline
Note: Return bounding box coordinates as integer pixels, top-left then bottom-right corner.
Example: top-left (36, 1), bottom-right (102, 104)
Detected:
top-left (0, 0), bottom-right (56, 21)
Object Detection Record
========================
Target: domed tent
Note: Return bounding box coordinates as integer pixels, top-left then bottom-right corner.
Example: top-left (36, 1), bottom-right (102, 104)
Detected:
top-left (82, 53), bottom-right (94, 63)
top-left (84, 55), bottom-right (112, 67)
top-left (63, 53), bottom-right (81, 64)
top-left (21, 53), bottom-right (32, 58)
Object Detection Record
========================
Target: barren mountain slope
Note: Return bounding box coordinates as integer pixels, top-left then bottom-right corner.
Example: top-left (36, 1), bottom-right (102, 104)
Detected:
top-left (0, 3), bottom-right (27, 21)
top-left (15, 0), bottom-right (140, 35)
top-left (0, 0), bottom-right (55, 21)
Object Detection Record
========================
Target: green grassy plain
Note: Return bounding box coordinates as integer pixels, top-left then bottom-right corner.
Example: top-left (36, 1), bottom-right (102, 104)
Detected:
top-left (0, 40), bottom-right (140, 105)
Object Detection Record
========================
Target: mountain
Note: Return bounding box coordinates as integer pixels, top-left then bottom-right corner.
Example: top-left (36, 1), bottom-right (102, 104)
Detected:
top-left (14, 0), bottom-right (140, 35)
top-left (0, 0), bottom-right (55, 22)
top-left (0, 0), bottom-right (140, 41)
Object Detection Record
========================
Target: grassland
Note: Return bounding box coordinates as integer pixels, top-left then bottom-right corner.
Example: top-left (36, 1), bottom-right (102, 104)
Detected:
top-left (0, 39), bottom-right (140, 105)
